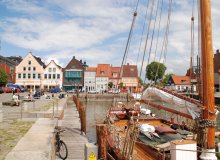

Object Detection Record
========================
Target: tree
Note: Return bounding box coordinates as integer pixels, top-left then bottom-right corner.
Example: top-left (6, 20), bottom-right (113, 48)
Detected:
top-left (163, 73), bottom-right (173, 86)
top-left (138, 77), bottom-right (144, 85)
top-left (0, 68), bottom-right (8, 86)
top-left (119, 82), bottom-right (123, 89)
top-left (108, 82), bottom-right (113, 88)
top-left (146, 61), bottom-right (166, 83)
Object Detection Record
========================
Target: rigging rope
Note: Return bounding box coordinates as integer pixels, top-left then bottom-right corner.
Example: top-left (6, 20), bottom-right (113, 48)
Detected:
top-left (136, 0), bottom-right (150, 66)
top-left (139, 0), bottom-right (155, 80)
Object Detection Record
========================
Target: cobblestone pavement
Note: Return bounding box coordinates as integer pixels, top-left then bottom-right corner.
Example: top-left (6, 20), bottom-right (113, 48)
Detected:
top-left (0, 92), bottom-right (62, 121)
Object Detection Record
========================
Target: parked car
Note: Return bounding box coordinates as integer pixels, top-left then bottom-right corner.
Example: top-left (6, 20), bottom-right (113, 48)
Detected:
top-left (88, 90), bottom-right (98, 94)
top-left (2, 87), bottom-right (13, 93)
top-left (33, 91), bottom-right (43, 99)
top-left (0, 87), bottom-right (4, 94)
top-left (67, 89), bottom-right (77, 93)
top-left (50, 88), bottom-right (62, 93)
top-left (6, 84), bottom-right (24, 92)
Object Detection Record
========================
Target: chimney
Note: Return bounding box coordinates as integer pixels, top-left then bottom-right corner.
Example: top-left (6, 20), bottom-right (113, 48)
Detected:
top-left (80, 59), bottom-right (82, 63)
top-left (216, 49), bottom-right (220, 54)
top-left (127, 63), bottom-right (129, 66)
top-left (84, 61), bottom-right (86, 65)
top-left (73, 56), bottom-right (75, 59)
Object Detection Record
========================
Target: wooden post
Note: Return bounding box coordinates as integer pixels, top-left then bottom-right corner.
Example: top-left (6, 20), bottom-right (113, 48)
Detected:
top-left (96, 124), bottom-right (107, 160)
top-left (200, 0), bottom-right (217, 159)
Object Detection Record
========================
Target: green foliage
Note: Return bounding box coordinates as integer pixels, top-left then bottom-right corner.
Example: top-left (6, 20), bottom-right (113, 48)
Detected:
top-left (138, 77), bottom-right (144, 85)
top-left (163, 73), bottom-right (173, 86)
top-left (146, 61), bottom-right (166, 83)
top-left (0, 68), bottom-right (8, 85)
top-left (119, 82), bottom-right (123, 88)
top-left (108, 82), bottom-right (113, 88)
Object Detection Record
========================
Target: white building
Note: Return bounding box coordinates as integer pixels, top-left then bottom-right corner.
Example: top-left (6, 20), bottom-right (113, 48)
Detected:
top-left (84, 67), bottom-right (96, 92)
top-left (42, 60), bottom-right (63, 91)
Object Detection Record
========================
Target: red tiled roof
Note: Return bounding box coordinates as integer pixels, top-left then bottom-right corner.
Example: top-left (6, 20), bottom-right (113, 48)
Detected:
top-left (110, 67), bottom-right (120, 79)
top-left (122, 63), bottom-right (138, 77)
top-left (171, 75), bottom-right (191, 85)
top-left (96, 64), bottom-right (111, 77)
top-left (86, 67), bottom-right (96, 72)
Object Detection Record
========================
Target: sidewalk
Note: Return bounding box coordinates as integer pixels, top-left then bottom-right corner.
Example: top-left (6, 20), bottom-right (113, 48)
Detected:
top-left (56, 98), bottom-right (89, 160)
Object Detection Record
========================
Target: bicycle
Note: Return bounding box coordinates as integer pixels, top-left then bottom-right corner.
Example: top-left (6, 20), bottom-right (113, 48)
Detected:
top-left (55, 128), bottom-right (68, 160)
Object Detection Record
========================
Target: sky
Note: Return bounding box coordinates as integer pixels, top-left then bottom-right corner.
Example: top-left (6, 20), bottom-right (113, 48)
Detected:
top-left (0, 0), bottom-right (219, 78)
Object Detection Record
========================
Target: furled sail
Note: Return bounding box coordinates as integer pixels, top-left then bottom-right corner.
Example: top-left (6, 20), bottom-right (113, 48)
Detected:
top-left (142, 87), bottom-right (201, 119)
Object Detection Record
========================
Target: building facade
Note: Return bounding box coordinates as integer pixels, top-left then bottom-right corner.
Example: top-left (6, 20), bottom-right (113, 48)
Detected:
top-left (84, 67), bottom-right (96, 92)
top-left (15, 52), bottom-right (45, 91)
top-left (109, 66), bottom-right (121, 89)
top-left (96, 64), bottom-right (111, 92)
top-left (166, 75), bottom-right (196, 92)
top-left (63, 56), bottom-right (85, 91)
top-left (42, 60), bottom-right (63, 91)
top-left (121, 63), bottom-right (138, 93)
top-left (214, 49), bottom-right (220, 92)
top-left (0, 55), bottom-right (17, 84)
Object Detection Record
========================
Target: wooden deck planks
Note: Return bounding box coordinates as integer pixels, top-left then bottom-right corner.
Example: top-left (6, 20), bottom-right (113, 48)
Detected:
top-left (57, 99), bottom-right (89, 160)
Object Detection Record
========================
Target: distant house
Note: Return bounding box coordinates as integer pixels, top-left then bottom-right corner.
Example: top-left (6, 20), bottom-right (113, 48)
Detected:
top-left (0, 55), bottom-right (17, 84)
top-left (214, 49), bottom-right (220, 92)
top-left (42, 60), bottom-right (63, 91)
top-left (84, 67), bottom-right (96, 92)
top-left (121, 63), bottom-right (138, 93)
top-left (109, 66), bottom-right (121, 89)
top-left (96, 64), bottom-right (111, 92)
top-left (63, 56), bottom-right (86, 91)
top-left (15, 52), bottom-right (45, 91)
top-left (166, 75), bottom-right (195, 92)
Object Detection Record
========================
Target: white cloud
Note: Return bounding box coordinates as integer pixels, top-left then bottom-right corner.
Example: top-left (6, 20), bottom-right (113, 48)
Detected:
top-left (0, 0), bottom-right (219, 78)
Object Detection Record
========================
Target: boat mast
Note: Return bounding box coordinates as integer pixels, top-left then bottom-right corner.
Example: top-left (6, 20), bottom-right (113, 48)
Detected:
top-left (200, 0), bottom-right (216, 159)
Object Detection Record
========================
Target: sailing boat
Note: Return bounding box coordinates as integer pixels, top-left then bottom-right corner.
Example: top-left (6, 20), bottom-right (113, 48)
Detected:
top-left (104, 0), bottom-right (217, 160)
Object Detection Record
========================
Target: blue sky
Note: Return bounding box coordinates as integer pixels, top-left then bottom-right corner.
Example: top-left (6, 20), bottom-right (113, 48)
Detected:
top-left (0, 0), bottom-right (219, 77)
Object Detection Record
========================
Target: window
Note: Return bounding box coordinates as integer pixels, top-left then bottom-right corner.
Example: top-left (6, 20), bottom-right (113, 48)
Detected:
top-left (113, 73), bottom-right (117, 78)
top-left (33, 73), bottom-right (36, 79)
top-left (53, 68), bottom-right (56, 72)
top-left (28, 61), bottom-right (31, 65)
top-left (57, 74), bottom-right (60, 79)
top-left (38, 74), bottom-right (41, 79)
top-left (18, 73), bottom-right (21, 79)
top-left (100, 71), bottom-right (104, 75)
top-left (23, 67), bottom-right (26, 71)
top-left (49, 74), bottom-right (51, 79)
top-left (28, 67), bottom-right (31, 71)
top-left (44, 74), bottom-right (47, 79)
top-left (23, 73), bottom-right (26, 79)
top-left (49, 68), bottom-right (52, 72)
top-left (53, 74), bottom-right (56, 79)
top-left (33, 67), bottom-right (36, 71)
top-left (28, 73), bottom-right (31, 79)
top-left (72, 64), bottom-right (75, 69)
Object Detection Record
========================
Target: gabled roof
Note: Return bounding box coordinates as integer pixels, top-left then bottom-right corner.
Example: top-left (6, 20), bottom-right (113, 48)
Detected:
top-left (171, 75), bottom-right (191, 85)
top-left (122, 63), bottom-right (138, 77)
top-left (45, 60), bottom-right (62, 69)
top-left (110, 67), bottom-right (120, 79)
top-left (33, 56), bottom-right (46, 68)
top-left (64, 56), bottom-right (84, 70)
top-left (86, 67), bottom-right (96, 72)
top-left (96, 64), bottom-right (111, 77)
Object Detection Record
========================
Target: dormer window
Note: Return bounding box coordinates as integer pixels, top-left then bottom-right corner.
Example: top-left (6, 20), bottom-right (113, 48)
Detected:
top-left (100, 71), bottom-right (104, 75)
top-left (181, 80), bottom-right (186, 83)
top-left (113, 73), bottom-right (117, 77)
